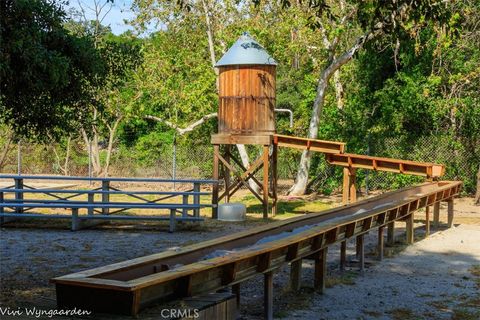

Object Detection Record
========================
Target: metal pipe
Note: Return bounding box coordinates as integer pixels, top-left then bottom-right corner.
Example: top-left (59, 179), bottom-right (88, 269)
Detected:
top-left (274, 108), bottom-right (293, 128)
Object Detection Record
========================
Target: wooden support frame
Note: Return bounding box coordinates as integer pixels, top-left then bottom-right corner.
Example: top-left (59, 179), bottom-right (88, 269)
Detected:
top-left (212, 142), bottom-right (277, 218)
top-left (313, 248), bottom-right (328, 293)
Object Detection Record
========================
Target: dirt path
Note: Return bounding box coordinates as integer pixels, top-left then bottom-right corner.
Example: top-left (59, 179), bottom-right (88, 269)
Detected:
top-left (282, 223), bottom-right (480, 320)
top-left (0, 196), bottom-right (478, 319)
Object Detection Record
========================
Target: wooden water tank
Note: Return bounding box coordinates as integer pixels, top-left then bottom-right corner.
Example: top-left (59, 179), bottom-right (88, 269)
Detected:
top-left (215, 33), bottom-right (277, 136)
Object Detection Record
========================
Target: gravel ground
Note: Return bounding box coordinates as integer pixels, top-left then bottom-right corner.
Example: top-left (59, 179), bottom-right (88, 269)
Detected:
top-left (0, 196), bottom-right (478, 320)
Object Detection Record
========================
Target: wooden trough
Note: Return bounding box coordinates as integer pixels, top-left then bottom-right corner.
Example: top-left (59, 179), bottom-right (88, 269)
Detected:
top-left (51, 181), bottom-right (461, 316)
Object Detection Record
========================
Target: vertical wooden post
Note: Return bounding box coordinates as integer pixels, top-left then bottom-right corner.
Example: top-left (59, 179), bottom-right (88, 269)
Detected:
top-left (264, 271), bottom-right (273, 320)
top-left (290, 259), bottom-right (302, 291)
top-left (387, 222), bottom-right (395, 246)
top-left (87, 193), bottom-right (94, 216)
top-left (232, 283), bottom-right (240, 309)
top-left (447, 199), bottom-right (454, 228)
top-left (71, 208), bottom-right (79, 231)
top-left (314, 248), bottom-right (328, 294)
top-left (193, 182), bottom-right (200, 218)
top-left (262, 145), bottom-right (269, 219)
top-left (224, 145), bottom-right (231, 203)
top-left (406, 213), bottom-right (414, 244)
top-left (271, 144), bottom-right (278, 216)
top-left (182, 194), bottom-right (189, 218)
top-left (14, 177), bottom-right (23, 213)
top-left (340, 241), bottom-right (347, 271)
top-left (349, 168), bottom-right (357, 203)
top-left (101, 180), bottom-right (110, 215)
top-left (433, 202), bottom-right (440, 228)
top-left (169, 208), bottom-right (176, 233)
top-left (212, 145), bottom-right (219, 219)
top-left (342, 168), bottom-right (350, 205)
top-left (378, 226), bottom-right (384, 261)
top-left (425, 206), bottom-right (430, 237)
top-left (357, 235), bottom-right (365, 272)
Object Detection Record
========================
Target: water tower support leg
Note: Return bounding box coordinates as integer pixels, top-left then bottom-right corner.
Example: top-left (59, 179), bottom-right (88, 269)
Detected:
top-left (271, 144), bottom-right (278, 216)
top-left (212, 145), bottom-right (220, 219)
top-left (225, 145), bottom-right (231, 202)
top-left (262, 145), bottom-right (269, 219)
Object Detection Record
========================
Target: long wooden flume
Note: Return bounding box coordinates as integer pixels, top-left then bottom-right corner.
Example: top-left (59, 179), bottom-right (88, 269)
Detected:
top-left (52, 181), bottom-right (461, 316)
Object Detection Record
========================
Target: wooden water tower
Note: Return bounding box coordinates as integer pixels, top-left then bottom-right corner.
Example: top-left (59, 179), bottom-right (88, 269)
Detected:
top-left (212, 32), bottom-right (278, 219)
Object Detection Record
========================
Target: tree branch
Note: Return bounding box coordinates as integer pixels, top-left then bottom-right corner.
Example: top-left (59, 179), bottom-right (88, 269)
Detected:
top-left (145, 113), bottom-right (217, 136)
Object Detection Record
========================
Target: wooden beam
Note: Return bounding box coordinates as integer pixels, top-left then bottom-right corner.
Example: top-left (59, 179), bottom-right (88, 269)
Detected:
top-left (290, 260), bottom-right (302, 291)
top-left (378, 226), bottom-right (384, 261)
top-left (447, 198), bottom-right (454, 228)
top-left (342, 168), bottom-right (350, 205)
top-left (274, 134), bottom-right (345, 154)
top-left (406, 213), bottom-right (414, 244)
top-left (271, 144), bottom-right (278, 216)
top-left (387, 222), bottom-right (395, 246)
top-left (340, 241), bottom-right (347, 271)
top-left (264, 271), bottom-right (273, 320)
top-left (314, 248), bottom-right (328, 294)
top-left (224, 145), bottom-right (231, 202)
top-left (326, 153), bottom-right (445, 178)
top-left (357, 235), bottom-right (365, 272)
top-left (425, 206), bottom-right (430, 237)
top-left (212, 145), bottom-right (219, 219)
top-left (263, 145), bottom-right (270, 219)
top-left (232, 284), bottom-right (240, 309)
top-left (433, 202), bottom-right (440, 228)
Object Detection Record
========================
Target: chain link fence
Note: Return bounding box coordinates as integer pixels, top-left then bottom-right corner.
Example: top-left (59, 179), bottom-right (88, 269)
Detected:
top-left (0, 135), bottom-right (477, 194)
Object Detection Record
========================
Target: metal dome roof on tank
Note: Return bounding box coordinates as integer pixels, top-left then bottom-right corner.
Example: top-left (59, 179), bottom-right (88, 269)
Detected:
top-left (215, 32), bottom-right (277, 67)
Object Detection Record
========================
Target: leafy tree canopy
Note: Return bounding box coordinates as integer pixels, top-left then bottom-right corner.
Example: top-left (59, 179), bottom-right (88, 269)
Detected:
top-left (0, 0), bottom-right (105, 140)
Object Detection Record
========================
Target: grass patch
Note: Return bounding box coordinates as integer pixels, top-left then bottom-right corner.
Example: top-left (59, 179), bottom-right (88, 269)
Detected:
top-left (325, 271), bottom-right (357, 288)
top-left (468, 264), bottom-right (480, 291)
top-left (386, 308), bottom-right (417, 320)
top-left (452, 308), bottom-right (480, 320)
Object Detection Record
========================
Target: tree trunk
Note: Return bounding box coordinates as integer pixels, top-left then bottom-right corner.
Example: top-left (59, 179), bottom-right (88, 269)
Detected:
top-left (288, 71), bottom-right (330, 195)
top-left (475, 164), bottom-right (480, 205)
top-left (333, 70), bottom-right (344, 109)
top-left (103, 117), bottom-right (122, 177)
top-left (0, 130), bottom-right (13, 172)
top-left (289, 34), bottom-right (369, 195)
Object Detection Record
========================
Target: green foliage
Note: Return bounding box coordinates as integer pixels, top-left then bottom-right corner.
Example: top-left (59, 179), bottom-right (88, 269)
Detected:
top-left (0, 0), bottom-right (105, 140)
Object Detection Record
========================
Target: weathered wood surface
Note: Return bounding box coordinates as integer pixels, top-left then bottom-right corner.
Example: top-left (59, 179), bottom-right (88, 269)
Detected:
top-left (218, 65), bottom-right (276, 135)
top-left (326, 153), bottom-right (444, 178)
top-left (52, 181), bottom-right (461, 316)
